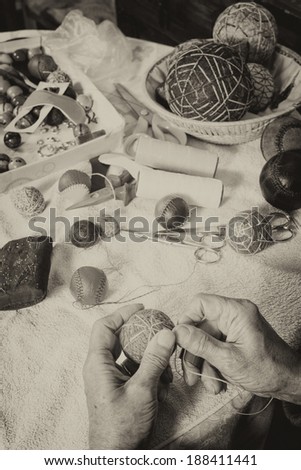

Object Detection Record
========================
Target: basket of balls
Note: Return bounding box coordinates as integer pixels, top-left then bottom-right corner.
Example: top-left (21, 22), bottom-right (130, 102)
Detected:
top-left (143, 2), bottom-right (301, 145)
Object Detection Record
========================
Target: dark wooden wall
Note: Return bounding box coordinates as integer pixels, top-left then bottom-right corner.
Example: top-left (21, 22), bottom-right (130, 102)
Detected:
top-left (116, 0), bottom-right (301, 54)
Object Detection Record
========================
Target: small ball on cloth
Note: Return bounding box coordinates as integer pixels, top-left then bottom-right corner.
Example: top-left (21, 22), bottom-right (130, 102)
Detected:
top-left (213, 2), bottom-right (278, 65)
top-left (228, 209), bottom-right (272, 255)
top-left (70, 266), bottom-right (108, 306)
top-left (10, 186), bottom-right (46, 218)
top-left (119, 309), bottom-right (175, 364)
top-left (69, 220), bottom-right (100, 248)
top-left (259, 149), bottom-right (301, 212)
top-left (247, 63), bottom-right (274, 113)
top-left (155, 195), bottom-right (190, 229)
top-left (58, 169), bottom-right (91, 192)
top-left (165, 41), bottom-right (253, 122)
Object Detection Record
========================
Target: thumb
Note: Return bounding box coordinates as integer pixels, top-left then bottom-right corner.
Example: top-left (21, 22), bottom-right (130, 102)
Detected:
top-left (173, 324), bottom-right (227, 370)
top-left (134, 329), bottom-right (175, 389)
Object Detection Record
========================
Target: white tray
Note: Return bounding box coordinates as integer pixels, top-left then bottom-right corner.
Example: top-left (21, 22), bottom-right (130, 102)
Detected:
top-left (0, 32), bottom-right (124, 192)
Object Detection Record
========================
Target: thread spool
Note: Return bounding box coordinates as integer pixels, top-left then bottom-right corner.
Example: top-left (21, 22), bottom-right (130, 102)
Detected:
top-left (155, 195), bottom-right (190, 229)
top-left (69, 220), bottom-right (100, 248)
top-left (119, 309), bottom-right (175, 364)
top-left (131, 135), bottom-right (218, 178)
top-left (228, 209), bottom-right (272, 255)
top-left (70, 266), bottom-right (108, 306)
top-left (259, 150), bottom-right (301, 212)
top-left (10, 186), bottom-right (46, 218)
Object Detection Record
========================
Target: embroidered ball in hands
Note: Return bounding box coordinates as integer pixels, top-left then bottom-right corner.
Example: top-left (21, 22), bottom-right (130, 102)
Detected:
top-left (165, 41), bottom-right (253, 122)
top-left (119, 309), bottom-right (175, 364)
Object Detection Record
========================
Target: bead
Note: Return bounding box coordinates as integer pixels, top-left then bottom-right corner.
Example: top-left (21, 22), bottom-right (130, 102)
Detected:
top-left (77, 94), bottom-right (93, 112)
top-left (27, 47), bottom-right (44, 59)
top-left (12, 49), bottom-right (28, 62)
top-left (46, 69), bottom-right (71, 83)
top-left (0, 53), bottom-right (13, 65)
top-left (0, 102), bottom-right (13, 113)
top-left (0, 160), bottom-right (9, 173)
top-left (73, 123), bottom-right (91, 138)
top-left (6, 85), bottom-right (23, 100)
top-left (28, 54), bottom-right (57, 81)
top-left (31, 106), bottom-right (42, 117)
top-left (4, 132), bottom-right (22, 149)
top-left (11, 94), bottom-right (27, 107)
top-left (8, 157), bottom-right (26, 170)
top-left (0, 78), bottom-right (11, 94)
top-left (0, 153), bottom-right (10, 162)
top-left (45, 108), bottom-right (65, 126)
top-left (38, 144), bottom-right (58, 157)
top-left (0, 111), bottom-right (14, 125)
top-left (13, 106), bottom-right (22, 117)
top-left (16, 113), bottom-right (36, 129)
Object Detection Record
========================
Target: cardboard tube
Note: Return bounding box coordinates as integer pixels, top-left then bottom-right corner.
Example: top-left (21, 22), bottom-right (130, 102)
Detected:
top-left (136, 168), bottom-right (223, 208)
top-left (133, 135), bottom-right (218, 178)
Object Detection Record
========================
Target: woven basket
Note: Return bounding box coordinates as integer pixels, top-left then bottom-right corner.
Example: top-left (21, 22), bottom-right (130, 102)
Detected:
top-left (143, 43), bottom-right (301, 145)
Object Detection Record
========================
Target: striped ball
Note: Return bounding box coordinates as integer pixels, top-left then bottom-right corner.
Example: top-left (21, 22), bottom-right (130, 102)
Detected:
top-left (213, 2), bottom-right (278, 65)
top-left (119, 309), bottom-right (174, 364)
top-left (228, 209), bottom-right (272, 255)
top-left (165, 42), bottom-right (253, 122)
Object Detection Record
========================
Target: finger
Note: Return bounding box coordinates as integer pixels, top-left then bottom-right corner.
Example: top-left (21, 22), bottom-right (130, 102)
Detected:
top-left (201, 360), bottom-right (224, 395)
top-left (174, 324), bottom-right (228, 371)
top-left (158, 381), bottom-right (170, 403)
top-left (178, 293), bottom-right (254, 337)
top-left (133, 329), bottom-right (175, 390)
top-left (88, 304), bottom-right (144, 360)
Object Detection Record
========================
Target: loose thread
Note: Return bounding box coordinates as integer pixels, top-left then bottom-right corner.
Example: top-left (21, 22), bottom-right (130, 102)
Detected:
top-left (90, 173), bottom-right (116, 201)
top-left (181, 350), bottom-right (274, 417)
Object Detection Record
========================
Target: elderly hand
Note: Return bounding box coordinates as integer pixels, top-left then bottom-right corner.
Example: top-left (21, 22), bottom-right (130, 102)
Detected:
top-left (83, 304), bottom-right (176, 450)
top-left (174, 294), bottom-right (301, 404)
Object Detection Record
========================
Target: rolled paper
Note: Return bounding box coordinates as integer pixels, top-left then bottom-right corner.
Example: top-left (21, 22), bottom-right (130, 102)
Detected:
top-left (136, 168), bottom-right (223, 208)
top-left (133, 135), bottom-right (218, 178)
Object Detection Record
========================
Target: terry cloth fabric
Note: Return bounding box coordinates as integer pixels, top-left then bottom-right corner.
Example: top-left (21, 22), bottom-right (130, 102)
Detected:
top-left (1, 38), bottom-right (301, 451)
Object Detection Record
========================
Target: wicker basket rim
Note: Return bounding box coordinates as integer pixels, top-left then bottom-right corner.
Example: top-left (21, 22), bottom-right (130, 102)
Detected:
top-left (143, 42), bottom-right (301, 128)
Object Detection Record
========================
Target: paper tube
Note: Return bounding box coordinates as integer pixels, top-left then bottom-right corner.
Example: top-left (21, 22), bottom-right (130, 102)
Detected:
top-left (136, 168), bottom-right (223, 208)
top-left (132, 135), bottom-right (218, 178)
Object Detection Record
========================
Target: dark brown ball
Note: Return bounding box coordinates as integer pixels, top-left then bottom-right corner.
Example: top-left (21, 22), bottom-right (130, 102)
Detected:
top-left (259, 149), bottom-right (301, 211)
top-left (28, 54), bottom-right (57, 81)
top-left (69, 220), bottom-right (100, 248)
top-left (45, 108), bottom-right (65, 126)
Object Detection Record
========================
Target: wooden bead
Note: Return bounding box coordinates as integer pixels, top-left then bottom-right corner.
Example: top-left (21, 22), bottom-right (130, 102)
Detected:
top-left (0, 111), bottom-right (14, 125)
top-left (119, 309), bottom-right (174, 363)
top-left (7, 85), bottom-right (23, 100)
top-left (0, 53), bottom-right (13, 65)
top-left (28, 54), bottom-right (57, 80)
top-left (12, 49), bottom-right (28, 62)
top-left (0, 77), bottom-right (11, 94)
top-left (4, 132), bottom-right (21, 149)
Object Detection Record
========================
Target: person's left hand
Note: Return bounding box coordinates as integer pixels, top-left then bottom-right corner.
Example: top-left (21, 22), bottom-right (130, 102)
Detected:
top-left (83, 304), bottom-right (176, 450)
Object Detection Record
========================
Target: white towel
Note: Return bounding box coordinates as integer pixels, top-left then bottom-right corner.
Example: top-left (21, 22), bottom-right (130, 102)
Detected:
top-left (1, 133), bottom-right (301, 450)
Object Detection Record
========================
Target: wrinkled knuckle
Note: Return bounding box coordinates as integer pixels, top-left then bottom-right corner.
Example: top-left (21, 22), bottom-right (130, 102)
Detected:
top-left (192, 332), bottom-right (209, 356)
top-left (144, 351), bottom-right (168, 371)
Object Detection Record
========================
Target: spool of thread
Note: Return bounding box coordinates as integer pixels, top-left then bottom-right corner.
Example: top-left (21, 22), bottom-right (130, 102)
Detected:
top-left (136, 168), bottom-right (223, 208)
top-left (69, 220), bottom-right (100, 248)
top-left (259, 150), bottom-right (301, 211)
top-left (70, 266), bottom-right (108, 306)
top-left (119, 309), bottom-right (175, 364)
top-left (10, 186), bottom-right (46, 218)
top-left (155, 195), bottom-right (190, 229)
top-left (130, 135), bottom-right (218, 178)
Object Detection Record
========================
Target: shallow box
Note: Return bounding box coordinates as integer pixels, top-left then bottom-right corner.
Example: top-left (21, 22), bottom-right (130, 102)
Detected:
top-left (0, 34), bottom-right (124, 192)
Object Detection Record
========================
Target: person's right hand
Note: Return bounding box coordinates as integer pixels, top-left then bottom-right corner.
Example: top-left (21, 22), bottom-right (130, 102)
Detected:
top-left (174, 294), bottom-right (301, 404)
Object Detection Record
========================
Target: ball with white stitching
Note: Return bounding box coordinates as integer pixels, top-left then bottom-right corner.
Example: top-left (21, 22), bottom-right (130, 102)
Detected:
top-left (70, 266), bottom-right (108, 306)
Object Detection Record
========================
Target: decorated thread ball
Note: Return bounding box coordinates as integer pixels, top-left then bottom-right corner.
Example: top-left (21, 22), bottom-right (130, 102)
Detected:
top-left (167, 38), bottom-right (210, 69)
top-left (247, 63), bottom-right (274, 113)
top-left (10, 186), bottom-right (46, 218)
top-left (69, 220), bottom-right (99, 248)
top-left (164, 42), bottom-right (253, 122)
top-left (259, 149), bottom-right (301, 212)
top-left (155, 195), bottom-right (190, 229)
top-left (58, 169), bottom-right (91, 192)
top-left (119, 309), bottom-right (175, 364)
top-left (213, 2), bottom-right (278, 65)
top-left (228, 209), bottom-right (272, 255)
top-left (98, 216), bottom-right (120, 239)
top-left (260, 116), bottom-right (301, 161)
top-left (70, 266), bottom-right (108, 306)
